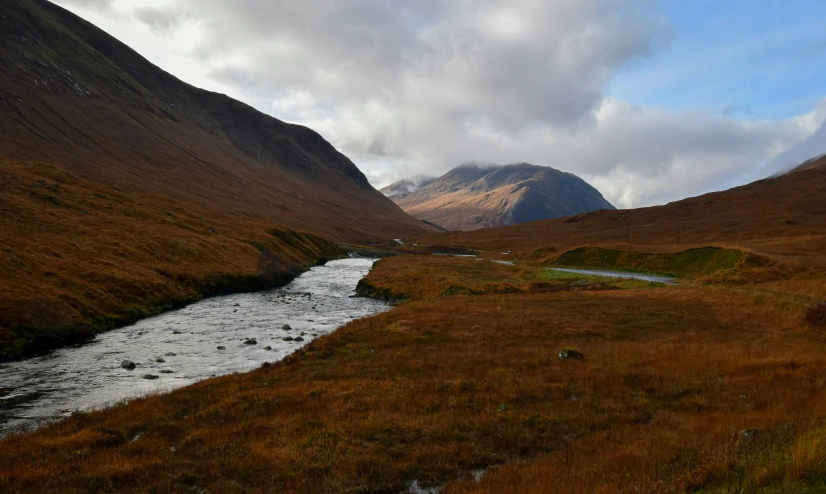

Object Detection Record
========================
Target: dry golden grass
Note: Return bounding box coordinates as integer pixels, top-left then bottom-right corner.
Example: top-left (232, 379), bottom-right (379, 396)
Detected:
top-left (2, 252), bottom-right (825, 492)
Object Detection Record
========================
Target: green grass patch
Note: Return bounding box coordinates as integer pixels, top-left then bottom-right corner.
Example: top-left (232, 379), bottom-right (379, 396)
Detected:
top-left (536, 269), bottom-right (584, 280)
top-left (553, 247), bottom-right (747, 278)
top-left (535, 269), bottom-right (663, 290)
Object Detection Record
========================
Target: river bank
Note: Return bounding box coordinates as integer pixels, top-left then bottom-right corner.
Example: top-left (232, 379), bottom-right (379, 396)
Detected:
top-left (0, 239), bottom-right (346, 364)
top-left (0, 258), bottom-right (388, 438)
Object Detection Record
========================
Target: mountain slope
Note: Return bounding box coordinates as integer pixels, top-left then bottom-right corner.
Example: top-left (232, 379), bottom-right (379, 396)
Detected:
top-left (383, 163), bottom-right (615, 230)
top-left (0, 0), bottom-right (430, 359)
top-left (786, 154), bottom-right (826, 174)
top-left (0, 0), bottom-right (426, 242)
top-left (381, 176), bottom-right (436, 200)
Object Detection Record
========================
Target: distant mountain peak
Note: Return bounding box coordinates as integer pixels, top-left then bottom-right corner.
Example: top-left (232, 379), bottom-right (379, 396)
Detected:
top-left (382, 162), bottom-right (615, 231)
top-left (380, 176), bottom-right (436, 200)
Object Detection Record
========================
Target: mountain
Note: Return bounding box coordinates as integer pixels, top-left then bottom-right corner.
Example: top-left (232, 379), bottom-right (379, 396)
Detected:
top-left (380, 176), bottom-right (436, 200)
top-left (0, 0), bottom-right (427, 242)
top-left (0, 0), bottom-right (430, 359)
top-left (382, 163), bottom-right (615, 231)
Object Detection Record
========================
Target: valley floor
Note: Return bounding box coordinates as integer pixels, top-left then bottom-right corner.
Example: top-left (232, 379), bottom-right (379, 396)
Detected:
top-left (2, 253), bottom-right (826, 493)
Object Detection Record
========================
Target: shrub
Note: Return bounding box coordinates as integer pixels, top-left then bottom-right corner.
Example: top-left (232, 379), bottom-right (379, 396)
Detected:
top-left (805, 303), bottom-right (826, 329)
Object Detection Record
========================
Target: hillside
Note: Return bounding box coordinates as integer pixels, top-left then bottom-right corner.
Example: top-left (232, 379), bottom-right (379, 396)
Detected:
top-left (786, 154), bottom-right (826, 174)
top-left (383, 163), bottom-right (615, 231)
top-left (0, 0), bottom-right (429, 359)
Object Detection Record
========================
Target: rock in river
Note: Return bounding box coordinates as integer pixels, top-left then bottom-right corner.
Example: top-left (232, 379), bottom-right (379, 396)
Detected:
top-left (244, 339), bottom-right (257, 345)
top-left (143, 374), bottom-right (159, 380)
top-left (120, 360), bottom-right (136, 370)
top-left (282, 324), bottom-right (292, 331)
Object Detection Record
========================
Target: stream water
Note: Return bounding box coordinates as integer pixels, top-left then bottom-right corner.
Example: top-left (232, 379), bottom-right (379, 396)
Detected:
top-left (549, 268), bottom-right (677, 285)
top-left (0, 258), bottom-right (388, 438)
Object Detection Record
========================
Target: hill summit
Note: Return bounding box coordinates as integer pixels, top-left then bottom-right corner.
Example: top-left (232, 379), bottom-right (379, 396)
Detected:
top-left (381, 163), bottom-right (615, 231)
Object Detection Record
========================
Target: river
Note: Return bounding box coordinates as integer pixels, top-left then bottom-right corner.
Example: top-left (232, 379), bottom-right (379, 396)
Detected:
top-left (0, 257), bottom-right (388, 438)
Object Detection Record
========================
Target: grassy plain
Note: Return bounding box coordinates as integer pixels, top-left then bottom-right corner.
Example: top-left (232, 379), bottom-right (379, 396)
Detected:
top-left (3, 251), bottom-right (826, 492)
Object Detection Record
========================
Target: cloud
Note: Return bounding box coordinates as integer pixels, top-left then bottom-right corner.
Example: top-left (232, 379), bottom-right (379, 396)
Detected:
top-left (51, 0), bottom-right (826, 208)
top-left (133, 7), bottom-right (186, 36)
top-left (764, 100), bottom-right (826, 175)
top-left (56, 0), bottom-right (114, 11)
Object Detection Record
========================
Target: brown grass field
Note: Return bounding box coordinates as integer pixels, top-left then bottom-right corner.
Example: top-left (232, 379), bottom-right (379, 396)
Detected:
top-left (3, 247), bottom-right (826, 492)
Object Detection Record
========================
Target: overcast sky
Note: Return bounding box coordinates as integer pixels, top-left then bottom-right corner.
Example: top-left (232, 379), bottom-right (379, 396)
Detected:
top-left (54, 0), bottom-right (826, 208)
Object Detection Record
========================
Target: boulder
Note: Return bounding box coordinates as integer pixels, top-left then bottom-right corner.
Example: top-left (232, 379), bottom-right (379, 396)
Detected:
top-left (294, 337), bottom-right (305, 342)
top-left (283, 336), bottom-right (294, 342)
top-left (244, 338), bottom-right (257, 345)
top-left (263, 346), bottom-right (272, 351)
top-left (282, 324), bottom-right (292, 330)
top-left (156, 358), bottom-right (165, 363)
top-left (740, 428), bottom-right (761, 438)
top-left (120, 360), bottom-right (136, 370)
top-left (143, 374), bottom-right (159, 380)
top-left (217, 346), bottom-right (226, 350)
top-left (558, 347), bottom-right (584, 360)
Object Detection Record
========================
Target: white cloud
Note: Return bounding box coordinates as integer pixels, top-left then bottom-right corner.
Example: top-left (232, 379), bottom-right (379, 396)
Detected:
top-left (52, 0), bottom-right (826, 208)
